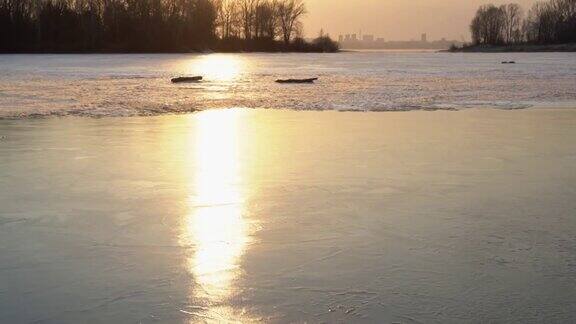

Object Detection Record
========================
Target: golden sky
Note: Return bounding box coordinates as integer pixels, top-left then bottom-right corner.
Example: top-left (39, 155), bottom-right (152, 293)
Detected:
top-left (303, 0), bottom-right (539, 41)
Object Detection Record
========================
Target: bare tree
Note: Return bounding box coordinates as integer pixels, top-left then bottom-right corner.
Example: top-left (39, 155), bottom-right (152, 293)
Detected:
top-left (254, 0), bottom-right (278, 39)
top-left (470, 4), bottom-right (506, 45)
top-left (239, 0), bottom-right (257, 40)
top-left (525, 1), bottom-right (558, 43)
top-left (277, 0), bottom-right (306, 45)
top-left (521, 0), bottom-right (576, 43)
top-left (215, 0), bottom-right (240, 39)
top-left (501, 3), bottom-right (523, 44)
top-left (0, 0), bottom-right (338, 52)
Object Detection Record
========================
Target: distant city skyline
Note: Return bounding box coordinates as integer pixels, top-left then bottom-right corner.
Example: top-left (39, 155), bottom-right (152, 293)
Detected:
top-left (337, 32), bottom-right (454, 43)
top-left (302, 0), bottom-right (539, 40)
top-left (336, 31), bottom-right (462, 50)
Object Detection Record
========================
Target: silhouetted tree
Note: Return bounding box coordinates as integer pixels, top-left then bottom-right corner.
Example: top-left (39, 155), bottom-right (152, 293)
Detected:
top-left (215, 0), bottom-right (240, 39)
top-left (501, 4), bottom-right (523, 43)
top-left (524, 0), bottom-right (576, 43)
top-left (239, 0), bottom-right (257, 40)
top-left (277, 0), bottom-right (306, 45)
top-left (0, 0), bottom-right (336, 53)
top-left (254, 0), bottom-right (278, 40)
top-left (470, 0), bottom-right (576, 46)
top-left (470, 4), bottom-right (506, 45)
top-left (312, 32), bottom-right (340, 52)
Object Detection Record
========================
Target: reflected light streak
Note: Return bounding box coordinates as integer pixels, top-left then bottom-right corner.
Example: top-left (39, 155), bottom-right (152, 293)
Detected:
top-left (191, 55), bottom-right (243, 82)
top-left (183, 109), bottom-right (252, 322)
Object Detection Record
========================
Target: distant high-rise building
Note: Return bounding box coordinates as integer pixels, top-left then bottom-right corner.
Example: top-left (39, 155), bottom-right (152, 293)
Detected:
top-left (339, 35), bottom-right (344, 43)
top-left (363, 35), bottom-right (374, 42)
top-left (421, 33), bottom-right (427, 43)
top-left (345, 34), bottom-right (351, 41)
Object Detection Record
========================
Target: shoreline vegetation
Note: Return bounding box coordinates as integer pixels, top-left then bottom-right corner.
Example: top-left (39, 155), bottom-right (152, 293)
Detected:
top-left (0, 0), bottom-right (339, 54)
top-left (448, 43), bottom-right (576, 52)
top-left (449, 0), bottom-right (576, 52)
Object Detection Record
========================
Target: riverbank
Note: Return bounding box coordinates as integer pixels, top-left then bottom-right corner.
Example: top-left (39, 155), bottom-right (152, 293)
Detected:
top-left (0, 37), bottom-right (340, 54)
top-left (447, 43), bottom-right (576, 52)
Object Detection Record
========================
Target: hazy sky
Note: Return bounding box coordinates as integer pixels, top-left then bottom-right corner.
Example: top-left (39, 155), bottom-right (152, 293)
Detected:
top-left (302, 0), bottom-right (538, 41)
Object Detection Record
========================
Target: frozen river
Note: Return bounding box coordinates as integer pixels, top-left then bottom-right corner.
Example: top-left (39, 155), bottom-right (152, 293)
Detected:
top-left (1, 51), bottom-right (576, 118)
top-left (1, 109), bottom-right (576, 323)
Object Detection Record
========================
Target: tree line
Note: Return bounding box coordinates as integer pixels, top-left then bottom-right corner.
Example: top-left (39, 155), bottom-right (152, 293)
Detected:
top-left (0, 0), bottom-right (339, 53)
top-left (470, 0), bottom-right (576, 45)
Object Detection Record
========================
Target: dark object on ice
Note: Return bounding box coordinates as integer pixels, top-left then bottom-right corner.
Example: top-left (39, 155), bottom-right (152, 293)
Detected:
top-left (171, 76), bottom-right (203, 83)
top-left (501, 61), bottom-right (516, 64)
top-left (276, 77), bottom-right (318, 84)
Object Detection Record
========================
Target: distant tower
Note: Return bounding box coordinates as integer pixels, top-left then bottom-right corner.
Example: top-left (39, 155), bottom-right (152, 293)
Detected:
top-left (421, 33), bottom-right (427, 43)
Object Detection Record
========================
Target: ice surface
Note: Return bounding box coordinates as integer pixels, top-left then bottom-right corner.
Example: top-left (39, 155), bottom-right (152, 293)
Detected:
top-left (0, 52), bottom-right (576, 118)
top-left (1, 109), bottom-right (576, 323)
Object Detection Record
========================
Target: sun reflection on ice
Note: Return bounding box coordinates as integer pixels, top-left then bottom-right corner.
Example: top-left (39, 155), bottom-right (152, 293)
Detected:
top-left (181, 109), bottom-right (253, 322)
top-left (190, 55), bottom-right (244, 82)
